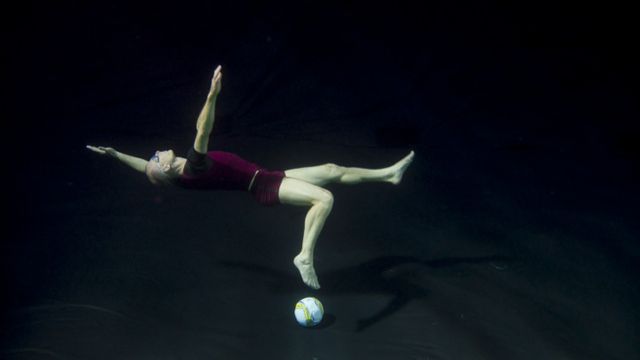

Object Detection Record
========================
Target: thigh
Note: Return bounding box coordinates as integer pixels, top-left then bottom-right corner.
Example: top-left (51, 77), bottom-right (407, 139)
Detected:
top-left (278, 177), bottom-right (333, 207)
top-left (283, 163), bottom-right (338, 187)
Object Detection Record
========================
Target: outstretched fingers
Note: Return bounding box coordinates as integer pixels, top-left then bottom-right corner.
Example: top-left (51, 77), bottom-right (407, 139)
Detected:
top-left (86, 145), bottom-right (117, 157)
top-left (86, 145), bottom-right (106, 154)
top-left (210, 65), bottom-right (223, 95)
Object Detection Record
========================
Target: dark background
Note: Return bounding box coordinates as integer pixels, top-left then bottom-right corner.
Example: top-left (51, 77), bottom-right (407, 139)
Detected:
top-left (2, 1), bottom-right (639, 359)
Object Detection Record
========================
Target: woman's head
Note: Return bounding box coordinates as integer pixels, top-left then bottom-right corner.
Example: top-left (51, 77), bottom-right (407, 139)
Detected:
top-left (146, 149), bottom-right (180, 186)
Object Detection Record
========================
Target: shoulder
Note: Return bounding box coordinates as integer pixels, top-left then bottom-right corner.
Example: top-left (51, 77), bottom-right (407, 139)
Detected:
top-left (185, 148), bottom-right (214, 176)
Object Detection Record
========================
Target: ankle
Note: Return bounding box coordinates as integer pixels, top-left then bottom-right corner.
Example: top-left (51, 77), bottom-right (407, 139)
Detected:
top-left (294, 254), bottom-right (312, 265)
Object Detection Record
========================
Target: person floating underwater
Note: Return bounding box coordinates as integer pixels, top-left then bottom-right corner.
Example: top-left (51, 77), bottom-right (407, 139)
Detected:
top-left (87, 65), bottom-right (415, 289)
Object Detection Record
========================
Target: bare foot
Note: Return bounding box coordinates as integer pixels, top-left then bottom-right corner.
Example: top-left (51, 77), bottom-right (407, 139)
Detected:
top-left (387, 150), bottom-right (415, 185)
top-left (293, 255), bottom-right (321, 289)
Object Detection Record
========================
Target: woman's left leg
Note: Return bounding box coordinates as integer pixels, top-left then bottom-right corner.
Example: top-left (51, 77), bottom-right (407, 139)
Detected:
top-left (284, 150), bottom-right (415, 187)
top-left (278, 177), bottom-right (334, 289)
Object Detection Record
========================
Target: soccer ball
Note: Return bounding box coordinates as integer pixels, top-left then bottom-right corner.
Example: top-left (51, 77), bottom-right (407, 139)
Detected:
top-left (294, 297), bottom-right (324, 327)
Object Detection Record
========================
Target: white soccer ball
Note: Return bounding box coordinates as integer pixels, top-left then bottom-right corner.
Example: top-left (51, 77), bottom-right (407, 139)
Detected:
top-left (294, 297), bottom-right (324, 327)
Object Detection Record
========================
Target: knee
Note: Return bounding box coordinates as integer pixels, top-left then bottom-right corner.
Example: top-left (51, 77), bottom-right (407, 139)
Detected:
top-left (324, 163), bottom-right (342, 177)
top-left (315, 189), bottom-right (334, 210)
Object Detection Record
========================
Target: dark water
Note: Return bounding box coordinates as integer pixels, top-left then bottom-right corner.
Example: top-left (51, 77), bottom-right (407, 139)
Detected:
top-left (3, 2), bottom-right (638, 359)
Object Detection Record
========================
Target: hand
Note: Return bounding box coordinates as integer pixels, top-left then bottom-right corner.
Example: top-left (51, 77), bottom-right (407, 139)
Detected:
top-left (86, 145), bottom-right (117, 157)
top-left (209, 65), bottom-right (222, 96)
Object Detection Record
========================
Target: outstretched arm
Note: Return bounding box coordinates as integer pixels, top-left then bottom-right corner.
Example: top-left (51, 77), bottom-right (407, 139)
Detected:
top-left (193, 65), bottom-right (223, 153)
top-left (86, 145), bottom-right (148, 173)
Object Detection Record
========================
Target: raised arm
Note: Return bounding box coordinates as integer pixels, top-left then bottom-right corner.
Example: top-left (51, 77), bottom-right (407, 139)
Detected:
top-left (193, 65), bottom-right (223, 153)
top-left (86, 145), bottom-right (148, 173)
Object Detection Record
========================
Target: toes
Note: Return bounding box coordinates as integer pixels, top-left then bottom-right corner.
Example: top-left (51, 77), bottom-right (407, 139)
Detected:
top-left (309, 280), bottom-right (321, 290)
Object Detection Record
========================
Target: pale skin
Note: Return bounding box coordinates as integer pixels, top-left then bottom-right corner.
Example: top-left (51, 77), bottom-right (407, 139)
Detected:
top-left (87, 65), bottom-right (415, 289)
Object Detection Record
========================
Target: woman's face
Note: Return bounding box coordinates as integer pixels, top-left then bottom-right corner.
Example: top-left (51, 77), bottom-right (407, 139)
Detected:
top-left (151, 149), bottom-right (176, 171)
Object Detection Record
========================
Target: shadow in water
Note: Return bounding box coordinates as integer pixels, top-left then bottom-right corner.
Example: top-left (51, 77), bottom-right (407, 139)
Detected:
top-left (307, 313), bottom-right (336, 330)
top-left (221, 254), bottom-right (512, 331)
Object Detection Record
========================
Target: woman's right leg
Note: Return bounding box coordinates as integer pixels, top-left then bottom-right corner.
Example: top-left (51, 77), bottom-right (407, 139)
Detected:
top-left (284, 150), bottom-right (414, 187)
top-left (278, 177), bottom-right (334, 289)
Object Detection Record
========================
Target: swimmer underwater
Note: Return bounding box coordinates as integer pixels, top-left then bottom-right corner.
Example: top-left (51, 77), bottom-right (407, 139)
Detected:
top-left (87, 65), bottom-right (415, 289)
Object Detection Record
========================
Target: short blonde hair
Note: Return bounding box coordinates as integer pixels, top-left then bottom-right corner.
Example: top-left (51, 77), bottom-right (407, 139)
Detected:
top-left (145, 161), bottom-right (177, 186)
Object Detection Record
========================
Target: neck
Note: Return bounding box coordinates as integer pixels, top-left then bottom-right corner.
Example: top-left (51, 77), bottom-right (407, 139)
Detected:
top-left (174, 157), bottom-right (188, 175)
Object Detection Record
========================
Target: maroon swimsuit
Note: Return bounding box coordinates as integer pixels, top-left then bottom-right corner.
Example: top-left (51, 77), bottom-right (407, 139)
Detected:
top-left (177, 151), bottom-right (286, 206)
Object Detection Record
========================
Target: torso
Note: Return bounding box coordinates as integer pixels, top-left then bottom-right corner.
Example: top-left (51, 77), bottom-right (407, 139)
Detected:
top-left (177, 151), bottom-right (261, 191)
